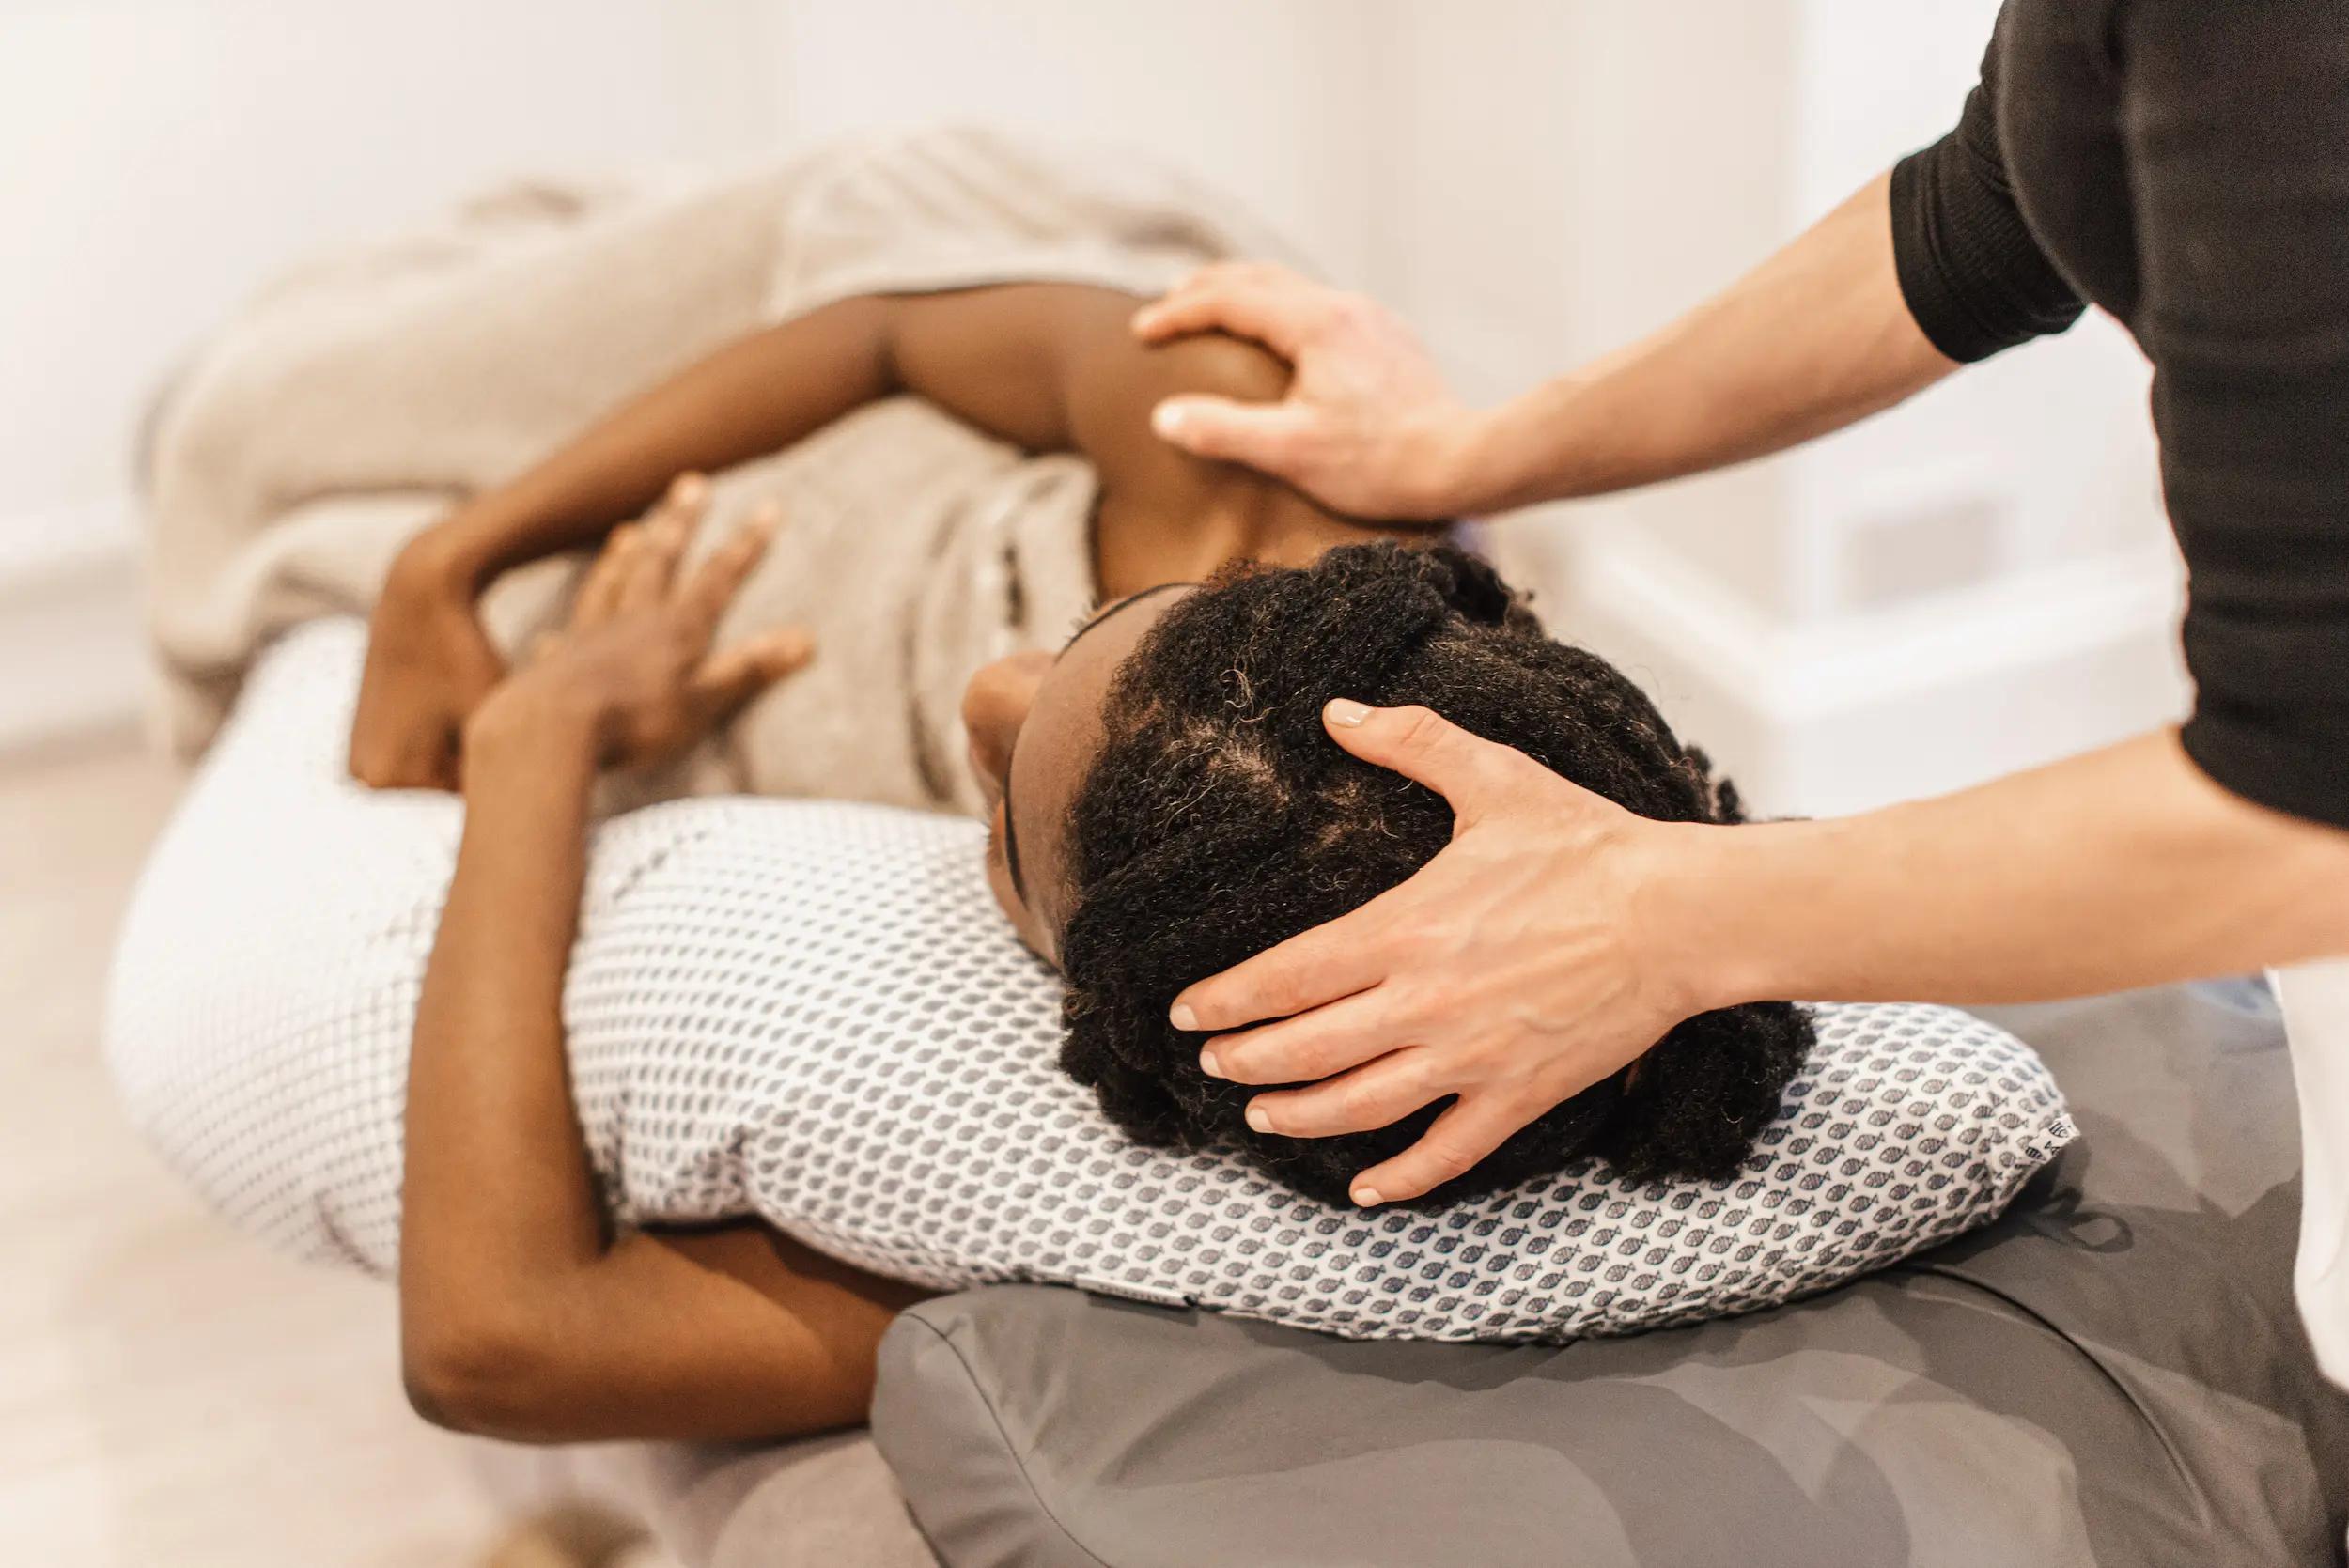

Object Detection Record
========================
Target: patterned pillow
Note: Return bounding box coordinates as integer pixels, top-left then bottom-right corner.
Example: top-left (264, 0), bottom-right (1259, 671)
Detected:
top-left (107, 621), bottom-right (2077, 1343)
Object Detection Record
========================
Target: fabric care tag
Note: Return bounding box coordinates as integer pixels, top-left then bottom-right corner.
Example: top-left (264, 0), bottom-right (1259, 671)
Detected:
top-left (1072, 1274), bottom-right (1196, 1311)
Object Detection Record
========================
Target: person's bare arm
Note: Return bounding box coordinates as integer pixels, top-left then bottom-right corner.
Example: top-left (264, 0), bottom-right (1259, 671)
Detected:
top-left (1679, 731), bottom-right (2349, 1005)
top-left (397, 492), bottom-right (924, 1445)
top-left (1463, 171), bottom-right (1954, 510)
top-left (1134, 171), bottom-right (1954, 519)
top-left (1174, 707), bottom-right (2349, 1207)
top-left (355, 283), bottom-right (1306, 788)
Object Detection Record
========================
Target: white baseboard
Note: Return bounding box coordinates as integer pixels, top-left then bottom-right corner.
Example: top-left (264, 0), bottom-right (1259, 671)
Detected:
top-left (1558, 532), bottom-right (2192, 818)
top-left (0, 499), bottom-right (148, 753)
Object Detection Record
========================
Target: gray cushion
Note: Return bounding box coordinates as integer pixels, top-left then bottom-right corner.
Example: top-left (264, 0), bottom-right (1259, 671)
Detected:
top-left (872, 984), bottom-right (2349, 1567)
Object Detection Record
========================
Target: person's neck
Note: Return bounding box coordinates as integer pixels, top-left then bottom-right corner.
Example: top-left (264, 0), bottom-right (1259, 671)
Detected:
top-left (1095, 484), bottom-right (1419, 598)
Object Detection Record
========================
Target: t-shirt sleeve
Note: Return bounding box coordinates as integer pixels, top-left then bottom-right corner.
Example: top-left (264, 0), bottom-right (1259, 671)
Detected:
top-left (2120, 0), bottom-right (2349, 830)
top-left (1888, 21), bottom-right (2086, 364)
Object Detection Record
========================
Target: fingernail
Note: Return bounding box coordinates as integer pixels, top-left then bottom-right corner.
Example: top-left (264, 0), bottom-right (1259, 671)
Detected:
top-left (1151, 402), bottom-right (1187, 438)
top-left (674, 473), bottom-right (708, 503)
top-left (1170, 1001), bottom-right (1199, 1032)
top-left (1244, 1102), bottom-right (1272, 1133)
top-left (1325, 698), bottom-right (1372, 728)
top-left (1197, 1047), bottom-right (1222, 1079)
top-left (1351, 1185), bottom-right (1383, 1207)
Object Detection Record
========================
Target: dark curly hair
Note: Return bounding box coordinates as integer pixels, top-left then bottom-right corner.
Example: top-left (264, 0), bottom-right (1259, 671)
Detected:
top-left (1055, 542), bottom-right (1812, 1209)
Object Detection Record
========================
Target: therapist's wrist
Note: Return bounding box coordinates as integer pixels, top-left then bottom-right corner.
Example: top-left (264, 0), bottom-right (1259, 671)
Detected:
top-left (1448, 389), bottom-right (1610, 516)
top-left (1353, 408), bottom-right (1499, 520)
top-left (1632, 819), bottom-right (1794, 1016)
top-left (1424, 405), bottom-right (1529, 517)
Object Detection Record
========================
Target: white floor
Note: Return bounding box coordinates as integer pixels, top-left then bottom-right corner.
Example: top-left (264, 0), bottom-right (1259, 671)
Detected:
top-left (1, 731), bottom-right (525, 1565)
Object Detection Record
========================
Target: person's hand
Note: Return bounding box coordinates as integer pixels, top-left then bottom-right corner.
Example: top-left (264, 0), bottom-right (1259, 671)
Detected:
top-left (350, 527), bottom-right (506, 791)
top-left (475, 493), bottom-right (810, 772)
top-left (1131, 262), bottom-right (1485, 520)
top-left (1170, 699), bottom-right (1718, 1206)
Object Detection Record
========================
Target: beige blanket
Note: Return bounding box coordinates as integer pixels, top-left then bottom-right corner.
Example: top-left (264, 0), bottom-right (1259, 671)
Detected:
top-left (145, 127), bottom-right (1292, 814)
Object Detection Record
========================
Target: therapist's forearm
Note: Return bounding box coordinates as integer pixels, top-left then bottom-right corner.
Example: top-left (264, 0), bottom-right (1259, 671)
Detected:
top-left (1460, 171), bottom-right (1956, 514)
top-left (1667, 731), bottom-right (2349, 1011)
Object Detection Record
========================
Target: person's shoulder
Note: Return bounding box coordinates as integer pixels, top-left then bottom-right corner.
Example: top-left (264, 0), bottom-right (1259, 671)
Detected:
top-left (1135, 327), bottom-right (1292, 408)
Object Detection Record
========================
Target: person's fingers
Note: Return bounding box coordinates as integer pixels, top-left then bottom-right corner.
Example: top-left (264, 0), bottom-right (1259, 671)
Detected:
top-left (690, 627), bottom-right (814, 720)
top-left (1199, 986), bottom-right (1407, 1085)
top-left (1172, 708), bottom-right (1562, 1033)
top-left (642, 470), bottom-right (708, 536)
top-left (1238, 1047), bottom-right (1446, 1141)
top-left (423, 730), bottom-right (462, 794)
top-left (346, 712), bottom-right (396, 785)
top-left (1319, 700), bottom-right (1542, 821)
top-left (353, 726), bottom-right (455, 793)
top-left (614, 525), bottom-right (676, 612)
top-left (522, 629), bottom-right (563, 667)
top-left (573, 523), bottom-right (639, 628)
top-left (347, 742), bottom-right (403, 789)
top-left (1148, 395), bottom-right (1319, 471)
top-left (1169, 900), bottom-right (1395, 1033)
top-left (1344, 1091), bottom-right (1534, 1206)
top-left (681, 505), bottom-right (784, 629)
top-left (1130, 261), bottom-right (1328, 353)
top-left (619, 476), bottom-right (705, 612)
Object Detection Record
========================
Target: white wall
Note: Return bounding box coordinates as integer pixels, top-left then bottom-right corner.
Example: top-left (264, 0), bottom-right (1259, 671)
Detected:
top-left (0, 0), bottom-right (777, 746)
top-left (759, 0), bottom-right (1383, 283)
top-left (1, 0), bottom-right (773, 531)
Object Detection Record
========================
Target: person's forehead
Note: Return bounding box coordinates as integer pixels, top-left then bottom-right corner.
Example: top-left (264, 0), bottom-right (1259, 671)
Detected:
top-left (1009, 588), bottom-right (1192, 918)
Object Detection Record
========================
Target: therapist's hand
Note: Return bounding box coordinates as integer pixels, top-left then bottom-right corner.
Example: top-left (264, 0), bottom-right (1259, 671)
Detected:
top-left (1173, 699), bottom-right (1713, 1206)
top-left (1132, 263), bottom-right (1485, 520)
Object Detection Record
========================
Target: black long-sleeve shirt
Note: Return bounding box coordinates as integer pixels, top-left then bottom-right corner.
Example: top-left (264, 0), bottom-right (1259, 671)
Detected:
top-left (1891, 0), bottom-right (2349, 830)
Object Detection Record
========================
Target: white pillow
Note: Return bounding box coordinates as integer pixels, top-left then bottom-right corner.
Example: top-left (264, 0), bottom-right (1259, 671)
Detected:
top-left (107, 620), bottom-right (2076, 1343)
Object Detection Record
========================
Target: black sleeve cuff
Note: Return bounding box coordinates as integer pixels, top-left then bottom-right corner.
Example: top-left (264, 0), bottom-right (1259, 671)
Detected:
top-left (2180, 702), bottom-right (2349, 832)
top-left (1890, 118), bottom-right (2086, 365)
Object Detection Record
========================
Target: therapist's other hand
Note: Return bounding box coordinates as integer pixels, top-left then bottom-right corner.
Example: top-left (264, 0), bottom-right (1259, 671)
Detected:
top-left (350, 530), bottom-right (506, 791)
top-left (481, 496), bottom-right (810, 772)
top-left (1171, 699), bottom-right (1706, 1206)
top-left (1132, 263), bottom-right (1482, 520)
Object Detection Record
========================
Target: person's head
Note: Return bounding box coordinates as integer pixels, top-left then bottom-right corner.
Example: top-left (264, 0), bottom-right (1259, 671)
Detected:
top-left (959, 542), bottom-right (1811, 1207)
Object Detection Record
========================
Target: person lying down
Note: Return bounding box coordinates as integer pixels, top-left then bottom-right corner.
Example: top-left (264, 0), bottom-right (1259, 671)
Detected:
top-left (117, 164), bottom-right (2070, 1446)
top-left (152, 522), bottom-right (1817, 1445)
top-left (312, 268), bottom-right (1815, 1204)
top-left (385, 289), bottom-right (1805, 1420)
top-left (986, 541), bottom-right (1812, 1202)
top-left (110, 511), bottom-right (2073, 1446)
